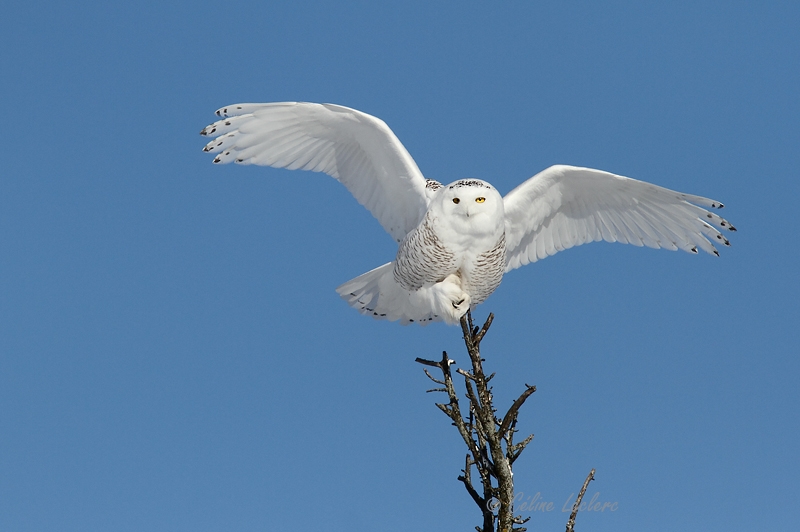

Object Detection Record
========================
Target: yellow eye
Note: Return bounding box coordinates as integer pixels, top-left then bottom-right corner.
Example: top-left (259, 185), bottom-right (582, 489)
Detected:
top-left (453, 198), bottom-right (460, 204)
top-left (475, 197), bottom-right (486, 203)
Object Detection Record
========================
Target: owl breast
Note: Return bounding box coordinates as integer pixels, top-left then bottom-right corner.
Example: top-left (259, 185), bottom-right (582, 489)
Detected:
top-left (461, 232), bottom-right (506, 305)
top-left (393, 212), bottom-right (458, 290)
top-left (393, 211), bottom-right (507, 305)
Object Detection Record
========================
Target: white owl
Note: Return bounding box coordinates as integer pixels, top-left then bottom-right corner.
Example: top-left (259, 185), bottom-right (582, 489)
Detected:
top-left (201, 102), bottom-right (735, 325)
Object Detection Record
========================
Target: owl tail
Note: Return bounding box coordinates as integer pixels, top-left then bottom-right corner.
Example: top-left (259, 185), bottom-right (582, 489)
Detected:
top-left (336, 263), bottom-right (470, 326)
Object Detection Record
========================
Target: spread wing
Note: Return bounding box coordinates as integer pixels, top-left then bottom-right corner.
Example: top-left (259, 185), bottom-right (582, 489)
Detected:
top-left (503, 165), bottom-right (737, 271)
top-left (201, 102), bottom-right (430, 243)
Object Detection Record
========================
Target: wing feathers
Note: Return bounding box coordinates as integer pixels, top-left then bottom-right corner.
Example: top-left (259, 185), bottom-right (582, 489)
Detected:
top-left (214, 103), bottom-right (274, 117)
top-left (202, 105), bottom-right (734, 276)
top-left (503, 165), bottom-right (734, 270)
top-left (201, 102), bottom-right (429, 242)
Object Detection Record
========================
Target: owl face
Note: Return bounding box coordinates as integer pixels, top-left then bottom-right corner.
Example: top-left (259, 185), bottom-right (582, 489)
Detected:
top-left (437, 179), bottom-right (504, 233)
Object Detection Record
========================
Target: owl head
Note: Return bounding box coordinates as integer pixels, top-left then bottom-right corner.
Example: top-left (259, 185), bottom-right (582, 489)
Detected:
top-left (436, 179), bottom-right (504, 233)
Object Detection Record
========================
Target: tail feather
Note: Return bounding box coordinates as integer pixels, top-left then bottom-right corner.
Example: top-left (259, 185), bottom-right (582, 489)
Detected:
top-left (336, 263), bottom-right (470, 325)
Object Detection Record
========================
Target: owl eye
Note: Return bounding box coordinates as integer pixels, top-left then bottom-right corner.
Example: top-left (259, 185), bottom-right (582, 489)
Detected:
top-left (475, 197), bottom-right (486, 203)
top-left (453, 198), bottom-right (460, 204)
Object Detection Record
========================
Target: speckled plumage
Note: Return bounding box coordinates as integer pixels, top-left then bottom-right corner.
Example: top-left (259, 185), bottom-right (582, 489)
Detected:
top-left (393, 211), bottom-right (458, 292)
top-left (201, 102), bottom-right (736, 325)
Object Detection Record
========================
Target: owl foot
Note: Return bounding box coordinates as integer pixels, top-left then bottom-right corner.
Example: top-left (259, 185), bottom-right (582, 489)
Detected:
top-left (429, 275), bottom-right (471, 325)
top-left (449, 293), bottom-right (471, 319)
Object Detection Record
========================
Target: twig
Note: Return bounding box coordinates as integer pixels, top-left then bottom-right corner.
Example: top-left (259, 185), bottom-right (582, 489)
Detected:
top-left (498, 384), bottom-right (536, 438)
top-left (474, 313), bottom-right (494, 345)
top-left (458, 454), bottom-right (485, 509)
top-left (565, 469), bottom-right (596, 532)
top-left (422, 368), bottom-right (445, 386)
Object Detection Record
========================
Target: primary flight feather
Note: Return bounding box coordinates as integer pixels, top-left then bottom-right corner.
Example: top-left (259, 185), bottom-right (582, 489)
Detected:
top-left (201, 102), bottom-right (735, 325)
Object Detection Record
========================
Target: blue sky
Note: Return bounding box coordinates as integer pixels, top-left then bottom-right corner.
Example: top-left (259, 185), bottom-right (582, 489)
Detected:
top-left (1, 1), bottom-right (798, 531)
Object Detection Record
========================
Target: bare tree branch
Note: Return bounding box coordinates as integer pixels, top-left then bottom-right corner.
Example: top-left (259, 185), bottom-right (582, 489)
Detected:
top-left (417, 311), bottom-right (595, 532)
top-left (458, 454), bottom-right (486, 509)
top-left (421, 368), bottom-right (445, 386)
top-left (565, 469), bottom-right (596, 532)
top-left (498, 384), bottom-right (536, 439)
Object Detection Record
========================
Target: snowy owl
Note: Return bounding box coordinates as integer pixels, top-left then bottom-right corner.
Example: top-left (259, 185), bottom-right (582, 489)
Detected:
top-left (200, 102), bottom-right (735, 325)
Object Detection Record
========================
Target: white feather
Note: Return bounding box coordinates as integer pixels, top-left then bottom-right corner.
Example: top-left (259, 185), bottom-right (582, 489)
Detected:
top-left (201, 102), bottom-right (429, 243)
top-left (503, 165), bottom-right (736, 271)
